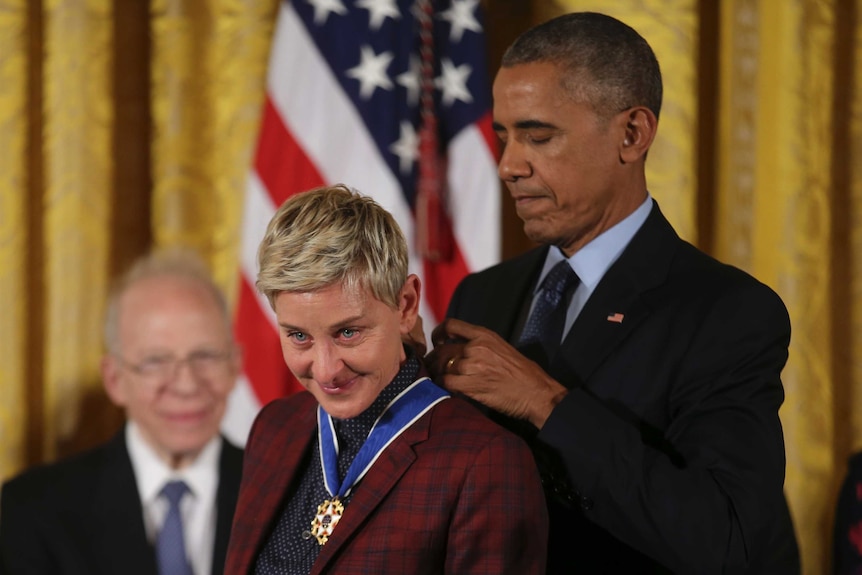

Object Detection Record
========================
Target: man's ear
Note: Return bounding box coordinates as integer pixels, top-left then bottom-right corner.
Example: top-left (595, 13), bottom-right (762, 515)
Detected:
top-left (101, 354), bottom-right (127, 408)
top-left (229, 344), bottom-right (243, 376)
top-left (619, 106), bottom-right (658, 164)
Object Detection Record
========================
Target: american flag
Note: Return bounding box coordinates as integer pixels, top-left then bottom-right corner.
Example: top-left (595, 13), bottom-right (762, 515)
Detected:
top-left (221, 0), bottom-right (500, 445)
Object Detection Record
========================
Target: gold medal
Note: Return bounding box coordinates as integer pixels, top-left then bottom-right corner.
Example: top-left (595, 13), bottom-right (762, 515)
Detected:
top-left (310, 498), bottom-right (344, 545)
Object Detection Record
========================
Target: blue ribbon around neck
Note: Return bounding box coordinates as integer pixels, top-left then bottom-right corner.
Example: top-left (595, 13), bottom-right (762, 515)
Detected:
top-left (317, 377), bottom-right (449, 499)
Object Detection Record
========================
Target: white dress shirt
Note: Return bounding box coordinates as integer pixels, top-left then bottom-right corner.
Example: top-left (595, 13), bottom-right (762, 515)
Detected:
top-left (126, 422), bottom-right (221, 575)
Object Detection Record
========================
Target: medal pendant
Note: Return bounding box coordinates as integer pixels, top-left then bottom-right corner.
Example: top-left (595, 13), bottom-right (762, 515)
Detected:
top-left (310, 498), bottom-right (344, 545)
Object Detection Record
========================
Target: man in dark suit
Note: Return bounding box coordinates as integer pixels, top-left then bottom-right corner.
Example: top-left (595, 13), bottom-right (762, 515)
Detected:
top-left (224, 185), bottom-right (547, 574)
top-left (427, 12), bottom-right (800, 574)
top-left (0, 249), bottom-right (243, 575)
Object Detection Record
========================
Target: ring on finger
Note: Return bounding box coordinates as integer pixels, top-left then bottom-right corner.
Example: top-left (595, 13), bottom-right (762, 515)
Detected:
top-left (445, 356), bottom-right (457, 374)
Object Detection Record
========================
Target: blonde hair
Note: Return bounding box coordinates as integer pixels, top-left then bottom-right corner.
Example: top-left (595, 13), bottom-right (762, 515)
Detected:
top-left (103, 247), bottom-right (230, 353)
top-left (256, 184), bottom-right (408, 309)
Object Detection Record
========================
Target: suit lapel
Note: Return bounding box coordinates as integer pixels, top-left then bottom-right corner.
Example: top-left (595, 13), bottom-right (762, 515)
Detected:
top-left (91, 431), bottom-right (157, 575)
top-left (212, 438), bottom-right (243, 575)
top-left (310, 407), bottom-right (431, 574)
top-left (490, 248), bottom-right (548, 342)
top-left (244, 398), bottom-right (318, 564)
top-left (552, 204), bottom-right (679, 385)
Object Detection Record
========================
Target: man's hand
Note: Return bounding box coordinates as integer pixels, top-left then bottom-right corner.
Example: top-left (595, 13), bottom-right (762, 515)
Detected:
top-left (427, 318), bottom-right (567, 429)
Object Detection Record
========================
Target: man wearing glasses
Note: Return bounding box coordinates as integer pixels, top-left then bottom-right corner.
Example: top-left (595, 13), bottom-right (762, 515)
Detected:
top-left (0, 248), bottom-right (243, 575)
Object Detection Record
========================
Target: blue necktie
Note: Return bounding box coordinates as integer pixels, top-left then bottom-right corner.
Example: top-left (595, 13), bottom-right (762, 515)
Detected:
top-left (518, 260), bottom-right (579, 361)
top-left (156, 480), bottom-right (193, 575)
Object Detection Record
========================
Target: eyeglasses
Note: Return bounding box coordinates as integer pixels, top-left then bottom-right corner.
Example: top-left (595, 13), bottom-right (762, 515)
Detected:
top-left (116, 349), bottom-right (235, 383)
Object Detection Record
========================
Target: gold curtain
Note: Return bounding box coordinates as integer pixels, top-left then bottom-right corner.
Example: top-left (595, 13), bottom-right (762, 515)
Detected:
top-left (0, 0), bottom-right (276, 475)
top-left (853, 0), bottom-right (862, 473)
top-left (0, 0), bottom-right (116, 468)
top-left (42, 0), bottom-right (115, 461)
top-left (150, 0), bottom-right (277, 304)
top-left (0, 0), bottom-right (30, 477)
top-left (1, 1), bottom-right (860, 573)
top-left (714, 1), bottom-right (851, 572)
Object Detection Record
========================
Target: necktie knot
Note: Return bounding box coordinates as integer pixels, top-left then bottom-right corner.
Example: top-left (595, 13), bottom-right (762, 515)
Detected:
top-left (540, 261), bottom-right (578, 303)
top-left (161, 480), bottom-right (189, 507)
top-left (517, 260), bottom-right (580, 362)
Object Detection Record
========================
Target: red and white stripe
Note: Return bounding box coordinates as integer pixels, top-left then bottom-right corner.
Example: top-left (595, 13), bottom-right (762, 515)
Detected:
top-left (222, 2), bottom-right (500, 446)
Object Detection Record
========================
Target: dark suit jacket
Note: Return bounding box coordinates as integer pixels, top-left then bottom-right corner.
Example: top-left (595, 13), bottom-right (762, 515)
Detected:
top-left (833, 452), bottom-right (862, 575)
top-left (225, 390), bottom-right (548, 575)
top-left (0, 429), bottom-right (243, 575)
top-left (446, 204), bottom-right (800, 574)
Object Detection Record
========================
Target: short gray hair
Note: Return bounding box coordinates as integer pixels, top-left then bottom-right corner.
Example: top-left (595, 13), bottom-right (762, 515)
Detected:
top-left (103, 247), bottom-right (230, 353)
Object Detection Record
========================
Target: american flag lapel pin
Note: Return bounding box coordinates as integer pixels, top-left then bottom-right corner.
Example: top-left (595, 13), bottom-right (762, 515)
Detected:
top-left (607, 312), bottom-right (624, 323)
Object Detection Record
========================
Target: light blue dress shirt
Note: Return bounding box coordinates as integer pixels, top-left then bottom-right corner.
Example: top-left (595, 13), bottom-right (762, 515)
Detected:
top-left (529, 195), bottom-right (653, 342)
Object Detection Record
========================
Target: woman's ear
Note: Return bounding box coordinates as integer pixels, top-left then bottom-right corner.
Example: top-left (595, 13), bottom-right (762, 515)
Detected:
top-left (398, 274), bottom-right (422, 335)
top-left (398, 274), bottom-right (426, 355)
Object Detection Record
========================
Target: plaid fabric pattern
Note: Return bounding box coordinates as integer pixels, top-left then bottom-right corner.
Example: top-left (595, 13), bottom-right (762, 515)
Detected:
top-left (225, 392), bottom-right (548, 575)
top-left (253, 360), bottom-right (420, 574)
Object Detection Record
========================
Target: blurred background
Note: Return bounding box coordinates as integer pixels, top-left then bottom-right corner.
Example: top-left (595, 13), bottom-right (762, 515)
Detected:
top-left (0, 0), bottom-right (859, 572)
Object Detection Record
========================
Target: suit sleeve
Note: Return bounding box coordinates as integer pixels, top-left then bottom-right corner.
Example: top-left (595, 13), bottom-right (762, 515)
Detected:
top-left (444, 432), bottom-right (548, 575)
top-left (0, 480), bottom-right (57, 575)
top-left (536, 280), bottom-right (792, 573)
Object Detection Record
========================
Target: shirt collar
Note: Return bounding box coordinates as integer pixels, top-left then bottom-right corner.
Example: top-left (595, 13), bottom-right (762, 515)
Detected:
top-left (537, 195), bottom-right (653, 292)
top-left (332, 354), bottom-right (421, 446)
top-left (126, 421), bottom-right (222, 506)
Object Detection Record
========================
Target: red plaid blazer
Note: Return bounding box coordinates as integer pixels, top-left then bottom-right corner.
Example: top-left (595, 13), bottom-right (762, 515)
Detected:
top-left (225, 391), bottom-right (548, 574)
